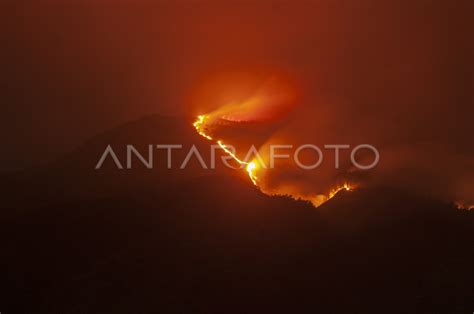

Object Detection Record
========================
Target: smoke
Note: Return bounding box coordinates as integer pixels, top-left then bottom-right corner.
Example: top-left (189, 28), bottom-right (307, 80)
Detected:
top-left (4, 0), bottom-right (472, 206)
top-left (194, 54), bottom-right (473, 206)
top-left (183, 1), bottom-right (473, 206)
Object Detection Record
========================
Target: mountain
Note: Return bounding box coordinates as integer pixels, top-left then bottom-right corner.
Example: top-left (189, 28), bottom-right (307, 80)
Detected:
top-left (1, 115), bottom-right (473, 314)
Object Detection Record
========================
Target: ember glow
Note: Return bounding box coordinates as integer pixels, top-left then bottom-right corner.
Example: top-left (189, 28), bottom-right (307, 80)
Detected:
top-left (190, 75), bottom-right (359, 207)
top-left (455, 201), bottom-right (474, 211)
top-left (193, 115), bottom-right (258, 186)
top-left (193, 114), bottom-right (353, 206)
top-left (328, 183), bottom-right (354, 199)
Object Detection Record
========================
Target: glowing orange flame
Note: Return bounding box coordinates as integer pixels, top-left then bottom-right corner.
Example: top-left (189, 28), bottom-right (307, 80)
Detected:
top-left (328, 183), bottom-right (354, 199)
top-left (192, 114), bottom-right (355, 205)
top-left (246, 161), bottom-right (258, 186)
top-left (455, 201), bottom-right (474, 211)
top-left (193, 115), bottom-right (258, 186)
top-left (193, 115), bottom-right (213, 140)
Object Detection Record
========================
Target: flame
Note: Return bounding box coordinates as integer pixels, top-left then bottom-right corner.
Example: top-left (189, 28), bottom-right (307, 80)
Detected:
top-left (193, 115), bottom-right (258, 186)
top-left (455, 201), bottom-right (474, 211)
top-left (246, 161), bottom-right (258, 186)
top-left (193, 114), bottom-right (355, 204)
top-left (191, 74), bottom-right (361, 207)
top-left (328, 183), bottom-right (354, 199)
top-left (193, 115), bottom-right (213, 140)
top-left (264, 182), bottom-right (355, 207)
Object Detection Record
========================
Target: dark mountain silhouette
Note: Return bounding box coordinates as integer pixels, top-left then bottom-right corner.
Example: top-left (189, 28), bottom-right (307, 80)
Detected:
top-left (1, 115), bottom-right (473, 314)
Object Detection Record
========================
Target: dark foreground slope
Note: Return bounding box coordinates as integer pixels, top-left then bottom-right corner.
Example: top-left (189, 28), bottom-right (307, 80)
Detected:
top-left (1, 115), bottom-right (473, 313)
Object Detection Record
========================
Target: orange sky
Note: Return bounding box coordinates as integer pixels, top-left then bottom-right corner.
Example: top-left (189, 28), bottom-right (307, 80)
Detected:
top-left (2, 0), bottom-right (473, 204)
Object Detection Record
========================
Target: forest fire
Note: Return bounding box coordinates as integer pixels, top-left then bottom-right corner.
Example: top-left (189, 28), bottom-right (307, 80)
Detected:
top-left (193, 115), bottom-right (258, 185)
top-left (193, 114), bottom-right (353, 206)
top-left (190, 75), bottom-right (361, 207)
top-left (328, 183), bottom-right (353, 199)
top-left (455, 201), bottom-right (474, 211)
